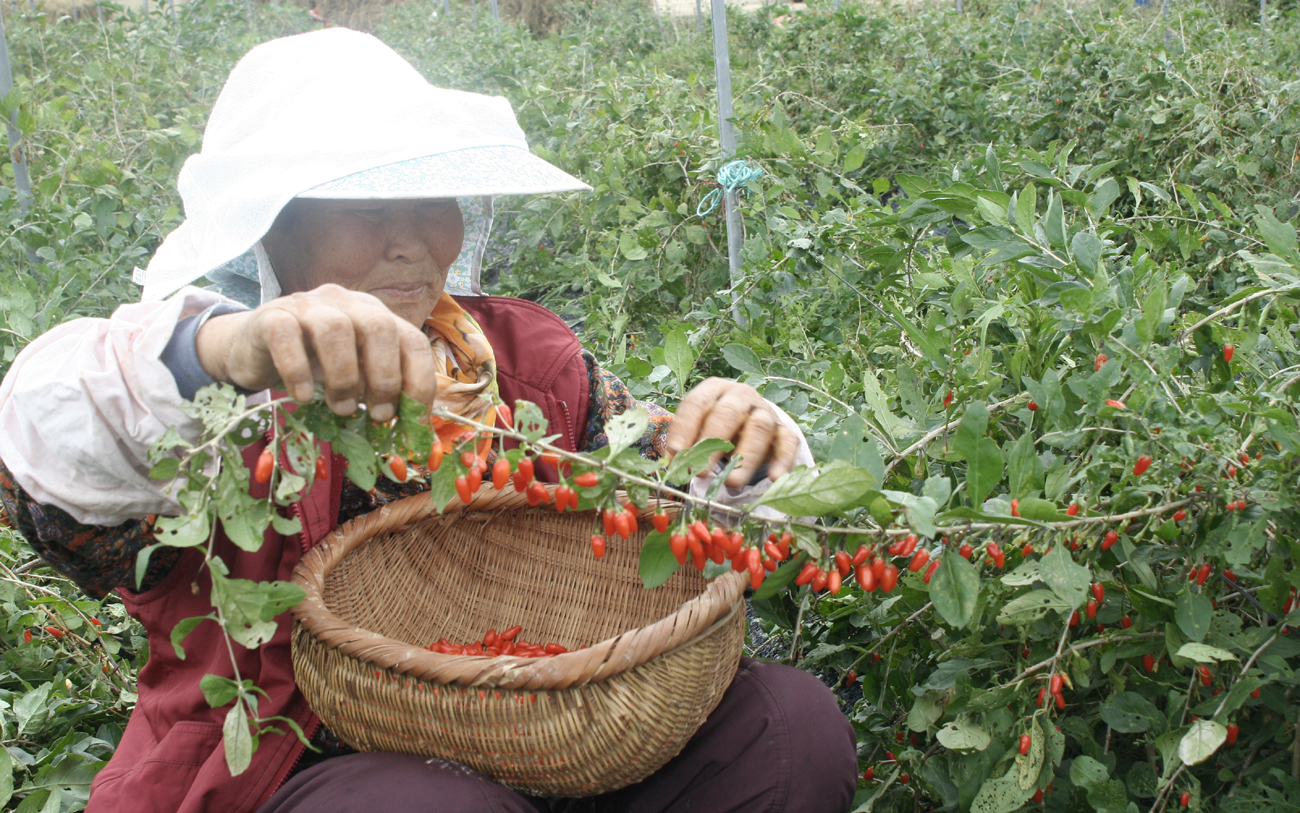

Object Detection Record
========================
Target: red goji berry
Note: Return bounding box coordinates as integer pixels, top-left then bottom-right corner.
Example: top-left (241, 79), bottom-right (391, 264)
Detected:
top-left (613, 511), bottom-right (632, 540)
top-left (670, 534), bottom-right (688, 564)
top-left (909, 548), bottom-right (930, 572)
top-left (1019, 734), bottom-right (1031, 754)
top-left (492, 458), bottom-right (512, 491)
top-left (574, 472), bottom-right (600, 488)
top-left (1092, 583), bottom-right (1105, 603)
top-left (315, 455), bottom-right (329, 481)
top-left (959, 543), bottom-right (973, 559)
top-left (795, 562), bottom-right (819, 586)
top-left (1224, 345), bottom-right (1234, 363)
top-left (1133, 455), bottom-right (1152, 476)
top-left (1180, 791), bottom-right (1190, 807)
top-left (45, 626), bottom-right (64, 639)
top-left (1050, 674), bottom-right (1063, 696)
top-left (526, 480), bottom-right (550, 507)
top-left (590, 535), bottom-right (606, 559)
top-left (1095, 353), bottom-right (1107, 371)
top-left (923, 559), bottom-right (940, 583)
top-left (1143, 653), bottom-right (1156, 673)
top-left (254, 449), bottom-right (274, 483)
top-left (427, 442), bottom-right (444, 472)
top-left (856, 563), bottom-right (877, 591)
top-left (1066, 503), bottom-right (1080, 516)
top-left (652, 512), bottom-right (669, 534)
top-left (1227, 723), bottom-right (1239, 744)
top-left (880, 564), bottom-right (899, 592)
top-left (1102, 530), bottom-right (1119, 550)
top-left (455, 476), bottom-right (472, 504)
top-left (1121, 616), bottom-right (1133, 629)
top-left (1028, 400), bottom-right (1039, 411)
top-left (23, 630), bottom-right (31, 643)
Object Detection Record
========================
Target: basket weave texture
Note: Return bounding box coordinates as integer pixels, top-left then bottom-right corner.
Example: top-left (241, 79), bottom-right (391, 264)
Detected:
top-left (290, 486), bottom-right (746, 797)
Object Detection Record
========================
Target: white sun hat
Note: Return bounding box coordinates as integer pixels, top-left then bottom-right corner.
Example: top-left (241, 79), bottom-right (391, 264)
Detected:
top-left (135, 28), bottom-right (590, 303)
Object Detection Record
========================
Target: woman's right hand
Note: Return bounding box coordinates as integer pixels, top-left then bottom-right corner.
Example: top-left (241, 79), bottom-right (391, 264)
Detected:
top-left (194, 284), bottom-right (438, 422)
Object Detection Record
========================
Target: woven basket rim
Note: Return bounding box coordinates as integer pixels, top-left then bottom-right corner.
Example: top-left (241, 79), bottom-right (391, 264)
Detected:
top-left (291, 485), bottom-right (746, 689)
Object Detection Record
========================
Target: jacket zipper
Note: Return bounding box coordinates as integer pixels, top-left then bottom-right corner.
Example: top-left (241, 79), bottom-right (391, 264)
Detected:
top-left (267, 716), bottom-right (322, 798)
top-left (559, 400), bottom-right (574, 450)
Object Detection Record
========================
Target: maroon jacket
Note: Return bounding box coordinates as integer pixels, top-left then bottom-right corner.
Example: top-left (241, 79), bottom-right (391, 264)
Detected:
top-left (85, 297), bottom-right (590, 813)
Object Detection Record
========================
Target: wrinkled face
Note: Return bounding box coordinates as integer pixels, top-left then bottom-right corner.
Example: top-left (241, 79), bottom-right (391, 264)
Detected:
top-left (263, 198), bottom-right (465, 326)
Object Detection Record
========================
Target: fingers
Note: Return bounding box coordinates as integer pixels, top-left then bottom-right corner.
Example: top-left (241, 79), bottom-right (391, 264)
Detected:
top-left (667, 377), bottom-right (730, 458)
top-left (768, 423), bottom-right (801, 482)
top-left (725, 403), bottom-right (775, 488)
top-left (224, 286), bottom-right (438, 417)
top-left (260, 310), bottom-right (315, 403)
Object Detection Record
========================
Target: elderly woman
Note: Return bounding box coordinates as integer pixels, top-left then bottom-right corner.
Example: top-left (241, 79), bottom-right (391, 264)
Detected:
top-left (0, 29), bottom-right (856, 813)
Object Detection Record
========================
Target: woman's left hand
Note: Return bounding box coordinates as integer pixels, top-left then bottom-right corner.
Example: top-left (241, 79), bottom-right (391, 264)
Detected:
top-left (667, 378), bottom-right (801, 488)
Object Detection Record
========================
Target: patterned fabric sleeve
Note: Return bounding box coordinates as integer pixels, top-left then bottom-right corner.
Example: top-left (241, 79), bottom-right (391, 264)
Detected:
top-left (0, 461), bottom-right (179, 599)
top-left (578, 351), bottom-right (673, 460)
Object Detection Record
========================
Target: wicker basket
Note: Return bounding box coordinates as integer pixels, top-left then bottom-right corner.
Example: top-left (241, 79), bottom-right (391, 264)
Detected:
top-left (290, 486), bottom-right (746, 797)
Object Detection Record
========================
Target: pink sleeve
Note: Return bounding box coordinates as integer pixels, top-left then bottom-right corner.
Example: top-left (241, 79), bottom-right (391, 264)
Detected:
top-left (0, 287), bottom-right (233, 525)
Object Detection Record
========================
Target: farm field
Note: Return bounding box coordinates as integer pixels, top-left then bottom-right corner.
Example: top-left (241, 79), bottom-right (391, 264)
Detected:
top-left (1, 0), bottom-right (1300, 809)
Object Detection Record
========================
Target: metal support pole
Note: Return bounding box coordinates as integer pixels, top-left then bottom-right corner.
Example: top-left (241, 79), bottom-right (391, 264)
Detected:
top-left (694, 0), bottom-right (702, 33)
top-left (709, 0), bottom-right (744, 325)
top-left (651, 0), bottom-right (663, 39)
top-left (0, 3), bottom-right (32, 216)
top-left (487, 0), bottom-right (497, 23)
top-left (471, 0), bottom-right (478, 28)
top-left (1260, 0), bottom-right (1266, 36)
top-left (442, 0), bottom-right (449, 17)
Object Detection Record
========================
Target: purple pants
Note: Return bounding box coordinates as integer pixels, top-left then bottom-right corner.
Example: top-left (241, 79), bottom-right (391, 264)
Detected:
top-left (259, 658), bottom-right (858, 813)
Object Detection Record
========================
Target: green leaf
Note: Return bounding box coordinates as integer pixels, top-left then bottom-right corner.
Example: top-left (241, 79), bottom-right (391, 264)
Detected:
top-left (965, 439), bottom-right (1003, 508)
top-left (663, 328), bottom-right (695, 396)
top-left (171, 615), bottom-right (214, 660)
top-left (1179, 719), bottom-right (1227, 765)
top-left (1069, 755), bottom-right (1109, 789)
top-left (1176, 643), bottom-right (1238, 663)
top-left (997, 590), bottom-right (1071, 625)
top-left (148, 457), bottom-right (180, 480)
top-left (1071, 231), bottom-right (1103, 274)
top-left (155, 512), bottom-right (211, 548)
top-left (332, 428), bottom-right (377, 492)
top-left (210, 568), bottom-right (305, 650)
top-left (720, 343), bottom-right (764, 376)
top-left (953, 403), bottom-right (1003, 506)
top-left (843, 141), bottom-right (868, 173)
top-left (603, 406), bottom-right (650, 458)
top-left (1176, 592), bottom-right (1213, 642)
top-left (618, 231), bottom-right (647, 261)
top-left (1038, 546), bottom-right (1091, 609)
top-left (638, 531), bottom-right (679, 589)
top-left (931, 552), bottom-right (980, 628)
top-left (0, 747), bottom-right (12, 808)
top-left (1044, 190), bottom-right (1066, 249)
top-left (1099, 692), bottom-right (1163, 733)
top-left (665, 438), bottom-right (733, 483)
top-left (1253, 205), bottom-right (1300, 262)
top-left (1014, 182), bottom-right (1037, 233)
top-left (199, 673), bottom-right (242, 708)
top-left (513, 400), bottom-right (549, 443)
top-left (1016, 717), bottom-right (1044, 790)
top-left (1007, 432), bottom-right (1043, 499)
top-left (907, 691), bottom-right (945, 731)
top-left (971, 768), bottom-right (1034, 813)
top-left (935, 716), bottom-right (991, 752)
top-left (223, 700), bottom-right (256, 776)
top-left (827, 414), bottom-right (885, 485)
top-left (758, 461), bottom-right (877, 515)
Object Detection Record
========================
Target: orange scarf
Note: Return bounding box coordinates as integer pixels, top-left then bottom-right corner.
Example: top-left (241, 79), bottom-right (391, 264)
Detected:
top-left (424, 294), bottom-right (499, 460)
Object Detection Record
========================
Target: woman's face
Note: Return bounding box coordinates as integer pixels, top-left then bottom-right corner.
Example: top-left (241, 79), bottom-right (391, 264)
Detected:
top-left (262, 198), bottom-right (465, 326)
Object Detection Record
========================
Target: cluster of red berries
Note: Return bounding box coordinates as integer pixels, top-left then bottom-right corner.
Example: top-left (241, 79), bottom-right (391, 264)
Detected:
top-left (425, 626), bottom-right (569, 658)
top-left (1036, 673), bottom-right (1069, 711)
